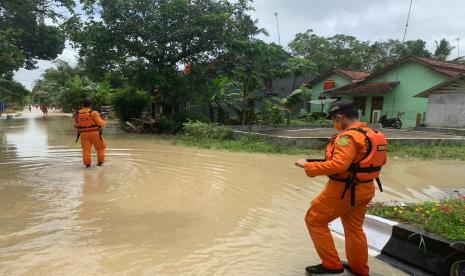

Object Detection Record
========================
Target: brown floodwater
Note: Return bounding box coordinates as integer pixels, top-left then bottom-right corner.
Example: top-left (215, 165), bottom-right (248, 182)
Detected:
top-left (1, 112), bottom-right (465, 275)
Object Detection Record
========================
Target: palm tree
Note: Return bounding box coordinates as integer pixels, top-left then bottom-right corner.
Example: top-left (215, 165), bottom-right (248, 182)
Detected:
top-left (434, 39), bottom-right (455, 61)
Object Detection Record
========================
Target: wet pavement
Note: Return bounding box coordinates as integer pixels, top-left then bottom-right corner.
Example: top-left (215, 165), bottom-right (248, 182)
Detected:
top-left (1, 111), bottom-right (464, 275)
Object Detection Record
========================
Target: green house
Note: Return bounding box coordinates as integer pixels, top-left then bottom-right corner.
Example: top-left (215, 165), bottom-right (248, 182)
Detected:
top-left (307, 56), bottom-right (465, 127)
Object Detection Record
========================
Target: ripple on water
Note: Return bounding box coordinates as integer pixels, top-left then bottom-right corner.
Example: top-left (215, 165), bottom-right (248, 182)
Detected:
top-left (0, 116), bottom-right (448, 275)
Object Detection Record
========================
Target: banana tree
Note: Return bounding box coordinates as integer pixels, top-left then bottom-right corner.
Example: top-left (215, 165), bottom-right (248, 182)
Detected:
top-left (278, 84), bottom-right (311, 125)
top-left (209, 76), bottom-right (242, 124)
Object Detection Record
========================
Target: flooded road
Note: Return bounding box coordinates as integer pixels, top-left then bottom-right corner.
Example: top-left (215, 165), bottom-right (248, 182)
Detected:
top-left (1, 114), bottom-right (465, 275)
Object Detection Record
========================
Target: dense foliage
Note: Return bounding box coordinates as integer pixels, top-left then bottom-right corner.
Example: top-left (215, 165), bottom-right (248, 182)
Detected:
top-left (183, 121), bottom-right (233, 140)
top-left (3, 0), bottom-right (459, 126)
top-left (288, 29), bottom-right (435, 73)
top-left (110, 88), bottom-right (152, 122)
top-left (0, 0), bottom-right (72, 79)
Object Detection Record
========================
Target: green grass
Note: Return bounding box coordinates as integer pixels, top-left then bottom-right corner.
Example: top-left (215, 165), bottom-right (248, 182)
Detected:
top-left (120, 131), bottom-right (465, 160)
top-left (388, 143), bottom-right (465, 160)
top-left (367, 197), bottom-right (465, 241)
top-left (176, 135), bottom-right (465, 160)
top-left (177, 135), bottom-right (322, 155)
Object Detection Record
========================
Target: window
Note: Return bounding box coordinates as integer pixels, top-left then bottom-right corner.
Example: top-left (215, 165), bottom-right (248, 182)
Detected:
top-left (371, 97), bottom-right (384, 111)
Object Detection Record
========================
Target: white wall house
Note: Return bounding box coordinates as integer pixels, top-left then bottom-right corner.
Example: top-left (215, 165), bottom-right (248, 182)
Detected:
top-left (415, 75), bottom-right (465, 128)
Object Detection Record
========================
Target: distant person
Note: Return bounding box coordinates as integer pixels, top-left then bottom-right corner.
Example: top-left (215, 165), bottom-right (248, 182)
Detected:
top-left (40, 104), bottom-right (48, 116)
top-left (74, 99), bottom-right (107, 168)
top-left (294, 100), bottom-right (387, 276)
top-left (28, 105), bottom-right (32, 112)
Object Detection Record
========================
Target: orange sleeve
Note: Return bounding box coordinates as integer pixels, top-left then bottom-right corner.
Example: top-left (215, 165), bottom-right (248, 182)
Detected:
top-left (91, 111), bottom-right (106, 128)
top-left (303, 135), bottom-right (357, 177)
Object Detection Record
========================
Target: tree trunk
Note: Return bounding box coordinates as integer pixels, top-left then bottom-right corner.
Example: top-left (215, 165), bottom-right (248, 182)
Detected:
top-left (218, 107), bottom-right (225, 124)
top-left (207, 102), bottom-right (214, 122)
top-left (215, 100), bottom-right (225, 124)
top-left (241, 87), bottom-right (248, 125)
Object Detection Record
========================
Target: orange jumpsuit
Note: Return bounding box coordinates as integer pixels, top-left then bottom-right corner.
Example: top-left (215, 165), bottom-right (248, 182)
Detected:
top-left (303, 122), bottom-right (383, 276)
top-left (77, 108), bottom-right (107, 166)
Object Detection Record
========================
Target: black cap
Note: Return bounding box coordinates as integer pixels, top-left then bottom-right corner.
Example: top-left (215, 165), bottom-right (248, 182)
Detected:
top-left (82, 99), bottom-right (92, 107)
top-left (326, 100), bottom-right (358, 119)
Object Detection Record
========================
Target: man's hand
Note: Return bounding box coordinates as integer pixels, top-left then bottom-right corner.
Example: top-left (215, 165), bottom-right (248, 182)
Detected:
top-left (295, 158), bottom-right (307, 168)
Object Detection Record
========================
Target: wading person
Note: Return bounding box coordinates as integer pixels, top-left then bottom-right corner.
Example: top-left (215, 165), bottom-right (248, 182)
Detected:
top-left (74, 100), bottom-right (107, 168)
top-left (40, 103), bottom-right (48, 116)
top-left (295, 100), bottom-right (387, 276)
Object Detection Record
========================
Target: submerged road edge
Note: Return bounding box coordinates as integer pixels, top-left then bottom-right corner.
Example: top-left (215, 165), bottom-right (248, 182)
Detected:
top-left (330, 215), bottom-right (436, 276)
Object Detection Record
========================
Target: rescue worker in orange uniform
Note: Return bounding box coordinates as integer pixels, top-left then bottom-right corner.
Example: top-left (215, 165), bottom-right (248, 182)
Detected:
top-left (74, 100), bottom-right (107, 168)
top-left (295, 100), bottom-right (387, 276)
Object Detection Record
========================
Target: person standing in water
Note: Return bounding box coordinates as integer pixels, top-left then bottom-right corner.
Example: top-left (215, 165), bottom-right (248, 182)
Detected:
top-left (40, 103), bottom-right (48, 116)
top-left (74, 99), bottom-right (107, 168)
top-left (295, 100), bottom-right (387, 276)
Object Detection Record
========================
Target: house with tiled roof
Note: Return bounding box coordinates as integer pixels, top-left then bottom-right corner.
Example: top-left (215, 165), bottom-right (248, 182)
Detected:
top-left (307, 68), bottom-right (370, 113)
top-left (309, 56), bottom-right (465, 127)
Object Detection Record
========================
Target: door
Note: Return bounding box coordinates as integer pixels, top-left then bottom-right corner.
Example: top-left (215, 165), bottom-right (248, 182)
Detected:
top-left (371, 97), bottom-right (384, 122)
top-left (416, 113), bottom-right (422, 127)
top-left (372, 110), bottom-right (380, 124)
top-left (353, 96), bottom-right (367, 120)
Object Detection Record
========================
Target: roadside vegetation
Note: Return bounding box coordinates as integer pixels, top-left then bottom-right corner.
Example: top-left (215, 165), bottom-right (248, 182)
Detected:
top-left (367, 197), bottom-right (465, 241)
top-left (162, 121), bottom-right (465, 160)
top-left (388, 143), bottom-right (465, 160)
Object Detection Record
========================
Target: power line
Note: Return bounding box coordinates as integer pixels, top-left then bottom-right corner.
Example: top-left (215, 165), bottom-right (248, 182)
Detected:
top-left (393, 0), bottom-right (414, 117)
top-left (274, 12), bottom-right (281, 46)
top-left (402, 0), bottom-right (413, 45)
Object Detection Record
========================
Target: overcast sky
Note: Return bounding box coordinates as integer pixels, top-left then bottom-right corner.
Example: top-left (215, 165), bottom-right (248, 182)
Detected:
top-left (14, 0), bottom-right (465, 90)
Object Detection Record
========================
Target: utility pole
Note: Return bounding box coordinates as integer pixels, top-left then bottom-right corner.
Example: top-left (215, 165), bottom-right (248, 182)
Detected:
top-left (274, 12), bottom-right (281, 46)
top-left (457, 38), bottom-right (461, 59)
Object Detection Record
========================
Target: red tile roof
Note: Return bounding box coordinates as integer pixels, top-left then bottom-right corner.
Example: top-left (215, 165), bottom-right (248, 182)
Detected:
top-left (329, 82), bottom-right (399, 95)
top-left (363, 56), bottom-right (465, 81)
top-left (412, 56), bottom-right (465, 77)
top-left (335, 69), bottom-right (370, 81)
top-left (308, 68), bottom-right (370, 85)
top-left (414, 56), bottom-right (465, 71)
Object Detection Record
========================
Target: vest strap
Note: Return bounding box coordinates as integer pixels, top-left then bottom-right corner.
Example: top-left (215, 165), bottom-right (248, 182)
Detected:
top-left (349, 164), bottom-right (382, 173)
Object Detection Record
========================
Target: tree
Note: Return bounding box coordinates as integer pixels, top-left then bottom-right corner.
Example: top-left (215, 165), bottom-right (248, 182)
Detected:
top-left (0, 0), bottom-right (73, 78)
top-left (32, 60), bottom-right (80, 109)
top-left (32, 61), bottom-right (113, 112)
top-left (289, 30), bottom-right (332, 73)
top-left (278, 84), bottom-right (311, 125)
top-left (434, 39), bottom-right (455, 61)
top-left (289, 30), bottom-right (433, 73)
top-left (285, 57), bottom-right (316, 91)
top-left (229, 40), bottom-right (289, 124)
top-left (66, 0), bottom-right (260, 113)
top-left (0, 78), bottom-right (29, 105)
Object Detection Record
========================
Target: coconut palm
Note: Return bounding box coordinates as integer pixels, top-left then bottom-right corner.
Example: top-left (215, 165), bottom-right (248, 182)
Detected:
top-left (434, 39), bottom-right (455, 61)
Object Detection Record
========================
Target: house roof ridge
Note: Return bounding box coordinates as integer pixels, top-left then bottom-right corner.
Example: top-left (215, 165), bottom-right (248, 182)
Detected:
top-left (336, 68), bottom-right (370, 73)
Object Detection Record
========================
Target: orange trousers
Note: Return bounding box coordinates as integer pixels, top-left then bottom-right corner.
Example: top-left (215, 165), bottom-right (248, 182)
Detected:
top-left (80, 131), bottom-right (106, 166)
top-left (305, 193), bottom-right (372, 276)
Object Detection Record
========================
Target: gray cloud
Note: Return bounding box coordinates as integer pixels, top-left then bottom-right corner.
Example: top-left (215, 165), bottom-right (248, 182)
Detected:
top-left (15, 0), bottom-right (465, 89)
top-left (254, 0), bottom-right (465, 53)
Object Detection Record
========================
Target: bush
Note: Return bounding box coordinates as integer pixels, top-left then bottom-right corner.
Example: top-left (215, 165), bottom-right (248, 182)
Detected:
top-left (159, 112), bottom-right (209, 134)
top-left (183, 120), bottom-right (233, 140)
top-left (110, 87), bottom-right (152, 123)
